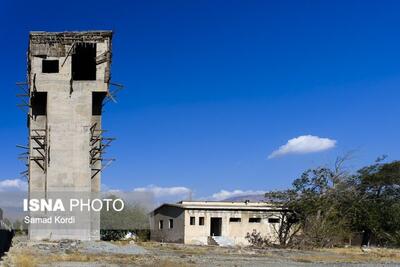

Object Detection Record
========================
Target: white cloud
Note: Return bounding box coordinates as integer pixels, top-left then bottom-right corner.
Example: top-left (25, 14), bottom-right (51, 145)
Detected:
top-left (0, 179), bottom-right (28, 192)
top-left (101, 184), bottom-right (111, 192)
top-left (209, 189), bottom-right (265, 201)
top-left (103, 184), bottom-right (268, 204)
top-left (132, 185), bottom-right (191, 198)
top-left (268, 135), bottom-right (336, 159)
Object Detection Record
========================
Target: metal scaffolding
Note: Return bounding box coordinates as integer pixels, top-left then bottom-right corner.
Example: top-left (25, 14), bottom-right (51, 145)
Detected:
top-left (30, 129), bottom-right (48, 172)
top-left (89, 122), bottom-right (115, 179)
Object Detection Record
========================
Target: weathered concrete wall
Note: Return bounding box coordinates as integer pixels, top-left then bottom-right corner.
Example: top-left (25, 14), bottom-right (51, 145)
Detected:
top-left (183, 210), bottom-right (282, 246)
top-left (28, 32), bottom-right (112, 241)
top-left (150, 204), bottom-right (283, 246)
top-left (150, 206), bottom-right (185, 243)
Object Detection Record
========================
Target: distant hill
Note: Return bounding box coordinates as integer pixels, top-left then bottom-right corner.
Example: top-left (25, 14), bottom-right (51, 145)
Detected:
top-left (223, 194), bottom-right (267, 202)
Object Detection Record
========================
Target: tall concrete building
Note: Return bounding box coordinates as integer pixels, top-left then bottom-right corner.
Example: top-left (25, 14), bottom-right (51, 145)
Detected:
top-left (22, 31), bottom-right (115, 240)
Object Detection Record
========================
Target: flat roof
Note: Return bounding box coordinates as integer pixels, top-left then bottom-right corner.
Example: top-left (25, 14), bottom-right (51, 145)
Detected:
top-left (29, 31), bottom-right (113, 44)
top-left (150, 200), bottom-right (285, 215)
top-left (30, 30), bottom-right (112, 35)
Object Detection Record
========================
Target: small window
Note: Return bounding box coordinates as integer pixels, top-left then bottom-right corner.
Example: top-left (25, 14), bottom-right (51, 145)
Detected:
top-left (199, 217), bottom-right (204, 225)
top-left (190, 217), bottom-right (195, 225)
top-left (249, 218), bottom-right (261, 223)
top-left (169, 219), bottom-right (173, 229)
top-left (42, 60), bottom-right (59, 73)
top-left (92, 92), bottom-right (106, 115)
top-left (268, 218), bottom-right (280, 224)
top-left (229, 218), bottom-right (241, 222)
top-left (159, 220), bottom-right (163, 229)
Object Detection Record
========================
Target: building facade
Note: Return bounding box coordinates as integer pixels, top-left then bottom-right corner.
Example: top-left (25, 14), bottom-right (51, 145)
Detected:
top-left (23, 31), bottom-right (114, 240)
top-left (149, 201), bottom-right (284, 246)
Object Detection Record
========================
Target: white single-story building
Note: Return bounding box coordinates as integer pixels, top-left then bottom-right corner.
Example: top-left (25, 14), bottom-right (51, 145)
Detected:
top-left (149, 201), bottom-right (285, 246)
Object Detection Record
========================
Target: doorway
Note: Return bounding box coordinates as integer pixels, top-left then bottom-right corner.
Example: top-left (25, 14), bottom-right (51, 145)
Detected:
top-left (210, 217), bottom-right (222, 236)
top-left (72, 43), bottom-right (97, 80)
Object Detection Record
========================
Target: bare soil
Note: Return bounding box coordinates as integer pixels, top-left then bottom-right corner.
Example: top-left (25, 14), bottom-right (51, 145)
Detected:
top-left (2, 235), bottom-right (400, 267)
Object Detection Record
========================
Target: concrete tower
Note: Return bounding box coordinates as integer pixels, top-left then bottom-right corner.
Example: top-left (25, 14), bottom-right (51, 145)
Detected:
top-left (24, 31), bottom-right (114, 240)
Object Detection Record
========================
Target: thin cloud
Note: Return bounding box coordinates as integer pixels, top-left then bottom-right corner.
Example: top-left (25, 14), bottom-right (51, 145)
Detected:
top-left (132, 185), bottom-right (191, 198)
top-left (105, 184), bottom-right (267, 203)
top-left (268, 135), bottom-right (336, 159)
top-left (0, 179), bottom-right (28, 192)
top-left (209, 189), bottom-right (265, 201)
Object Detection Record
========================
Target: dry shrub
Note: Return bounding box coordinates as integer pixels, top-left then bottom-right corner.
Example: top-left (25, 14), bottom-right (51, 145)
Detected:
top-left (13, 253), bottom-right (38, 267)
top-left (157, 259), bottom-right (193, 267)
top-left (292, 247), bottom-right (400, 263)
top-left (245, 230), bottom-right (273, 248)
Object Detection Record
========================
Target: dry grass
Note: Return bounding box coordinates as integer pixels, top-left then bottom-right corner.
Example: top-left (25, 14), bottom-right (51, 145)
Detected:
top-left (7, 241), bottom-right (400, 266)
top-left (292, 247), bottom-right (400, 263)
top-left (9, 250), bottom-right (192, 267)
top-left (9, 249), bottom-right (143, 266)
top-left (12, 253), bottom-right (38, 267)
top-left (140, 241), bottom-right (210, 255)
top-left (44, 253), bottom-right (142, 265)
top-left (156, 259), bottom-right (195, 267)
top-left (141, 241), bottom-right (274, 258)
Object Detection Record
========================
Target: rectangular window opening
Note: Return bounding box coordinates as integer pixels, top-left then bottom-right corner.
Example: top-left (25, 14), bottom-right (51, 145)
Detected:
top-left (72, 43), bottom-right (97, 80)
top-left (42, 60), bottom-right (59, 73)
top-left (249, 218), bottom-right (261, 223)
top-left (199, 217), bottom-right (204, 225)
top-left (159, 220), bottom-right (163, 230)
top-left (229, 218), bottom-right (241, 223)
top-left (190, 217), bottom-right (195, 225)
top-left (268, 218), bottom-right (280, 224)
top-left (92, 92), bottom-right (106, 115)
top-left (169, 219), bottom-right (173, 229)
top-left (31, 92), bottom-right (47, 116)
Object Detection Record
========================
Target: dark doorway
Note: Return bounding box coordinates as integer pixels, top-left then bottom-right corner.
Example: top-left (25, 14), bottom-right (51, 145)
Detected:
top-left (210, 217), bottom-right (222, 236)
top-left (31, 92), bottom-right (47, 116)
top-left (72, 43), bottom-right (97, 80)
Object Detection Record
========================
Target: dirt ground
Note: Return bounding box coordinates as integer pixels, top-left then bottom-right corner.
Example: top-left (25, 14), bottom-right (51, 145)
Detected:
top-left (2, 235), bottom-right (400, 267)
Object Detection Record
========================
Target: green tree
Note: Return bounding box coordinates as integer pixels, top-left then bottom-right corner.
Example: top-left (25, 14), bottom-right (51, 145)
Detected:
top-left (266, 157), bottom-right (400, 248)
top-left (266, 156), bottom-right (355, 248)
top-left (100, 194), bottom-right (150, 241)
top-left (348, 160), bottom-right (400, 246)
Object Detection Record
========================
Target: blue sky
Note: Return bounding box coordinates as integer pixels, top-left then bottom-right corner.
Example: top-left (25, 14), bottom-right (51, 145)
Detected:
top-left (0, 1), bottom-right (399, 200)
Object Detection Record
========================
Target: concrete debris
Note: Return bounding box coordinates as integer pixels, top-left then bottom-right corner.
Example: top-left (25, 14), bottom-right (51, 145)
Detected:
top-left (80, 241), bottom-right (147, 255)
